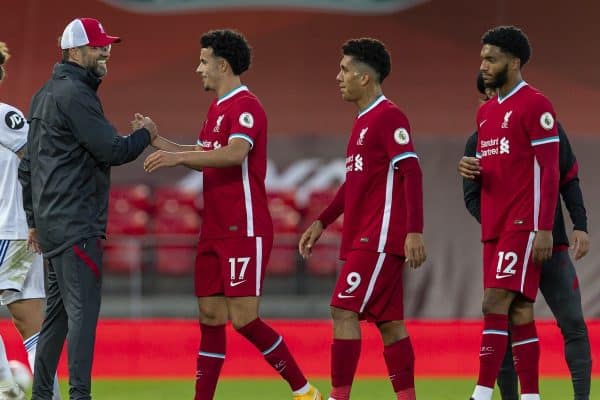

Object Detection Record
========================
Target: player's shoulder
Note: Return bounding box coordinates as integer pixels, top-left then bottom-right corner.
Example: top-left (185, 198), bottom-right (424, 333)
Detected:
top-left (0, 102), bottom-right (27, 132)
top-left (377, 99), bottom-right (410, 126)
top-left (230, 90), bottom-right (265, 114)
top-left (520, 84), bottom-right (554, 110)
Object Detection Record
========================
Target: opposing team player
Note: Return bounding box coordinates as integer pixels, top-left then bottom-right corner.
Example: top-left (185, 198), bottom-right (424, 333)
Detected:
top-left (0, 41), bottom-right (61, 400)
top-left (143, 29), bottom-right (321, 400)
top-left (298, 38), bottom-right (426, 400)
top-left (468, 26), bottom-right (560, 400)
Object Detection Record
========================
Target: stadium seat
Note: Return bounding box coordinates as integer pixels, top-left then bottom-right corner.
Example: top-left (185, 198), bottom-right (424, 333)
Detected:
top-left (110, 184), bottom-right (153, 212)
top-left (154, 186), bottom-right (202, 214)
top-left (103, 239), bottom-right (144, 274)
top-left (306, 231), bottom-right (342, 276)
top-left (266, 191), bottom-right (301, 275)
top-left (152, 204), bottom-right (200, 276)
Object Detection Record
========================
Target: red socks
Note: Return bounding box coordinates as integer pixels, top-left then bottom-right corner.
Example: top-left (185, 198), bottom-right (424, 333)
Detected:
top-left (237, 318), bottom-right (307, 391)
top-left (511, 321), bottom-right (540, 395)
top-left (195, 324), bottom-right (226, 400)
top-left (384, 337), bottom-right (416, 400)
top-left (477, 313), bottom-right (509, 389)
top-left (329, 339), bottom-right (361, 400)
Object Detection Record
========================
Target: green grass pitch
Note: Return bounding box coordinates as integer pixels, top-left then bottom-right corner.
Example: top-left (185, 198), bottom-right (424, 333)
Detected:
top-left (47, 377), bottom-right (593, 399)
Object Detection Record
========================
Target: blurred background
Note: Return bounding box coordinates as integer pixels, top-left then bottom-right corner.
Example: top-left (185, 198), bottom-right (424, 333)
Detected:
top-left (1, 0), bottom-right (599, 322)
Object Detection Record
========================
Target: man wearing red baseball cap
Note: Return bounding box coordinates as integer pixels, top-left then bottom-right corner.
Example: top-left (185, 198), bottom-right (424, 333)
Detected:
top-left (60, 17), bottom-right (121, 49)
top-left (20, 18), bottom-right (157, 400)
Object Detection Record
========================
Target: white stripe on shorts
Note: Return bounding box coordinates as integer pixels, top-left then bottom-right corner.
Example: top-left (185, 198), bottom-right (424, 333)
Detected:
top-left (520, 232), bottom-right (536, 293)
top-left (359, 253), bottom-right (386, 313)
top-left (255, 237), bottom-right (262, 296)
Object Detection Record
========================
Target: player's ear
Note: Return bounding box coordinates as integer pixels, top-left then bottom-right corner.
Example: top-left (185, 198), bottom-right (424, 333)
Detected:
top-left (359, 70), bottom-right (371, 87)
top-left (219, 58), bottom-right (229, 74)
top-left (510, 56), bottom-right (521, 71)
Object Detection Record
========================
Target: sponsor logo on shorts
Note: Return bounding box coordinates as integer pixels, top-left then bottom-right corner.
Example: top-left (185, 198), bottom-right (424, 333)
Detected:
top-left (337, 292), bottom-right (355, 299)
top-left (495, 273), bottom-right (513, 280)
top-left (230, 280), bottom-right (246, 287)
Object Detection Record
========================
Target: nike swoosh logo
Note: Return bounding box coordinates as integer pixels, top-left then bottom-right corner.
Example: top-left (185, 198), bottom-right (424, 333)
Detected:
top-left (337, 293), bottom-right (355, 299)
top-left (230, 280), bottom-right (246, 287)
top-left (479, 119), bottom-right (487, 127)
top-left (495, 274), bottom-right (513, 279)
top-left (479, 352), bottom-right (493, 357)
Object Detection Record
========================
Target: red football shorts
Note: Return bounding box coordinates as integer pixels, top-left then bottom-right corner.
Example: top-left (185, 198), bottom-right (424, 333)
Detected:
top-left (194, 235), bottom-right (272, 297)
top-left (483, 231), bottom-right (540, 301)
top-left (330, 250), bottom-right (405, 322)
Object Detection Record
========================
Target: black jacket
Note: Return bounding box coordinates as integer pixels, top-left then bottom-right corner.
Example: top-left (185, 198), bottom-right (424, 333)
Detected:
top-left (18, 62), bottom-right (150, 257)
top-left (462, 122), bottom-right (588, 246)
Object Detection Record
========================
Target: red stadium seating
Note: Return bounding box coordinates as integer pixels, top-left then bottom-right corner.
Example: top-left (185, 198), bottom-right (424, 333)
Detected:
top-left (110, 184), bottom-right (153, 213)
top-left (154, 186), bottom-right (202, 214)
top-left (152, 203), bottom-right (200, 276)
top-left (267, 192), bottom-right (301, 275)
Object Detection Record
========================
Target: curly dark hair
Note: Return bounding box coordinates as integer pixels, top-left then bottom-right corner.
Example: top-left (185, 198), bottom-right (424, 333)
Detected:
top-left (482, 25), bottom-right (531, 67)
top-left (342, 38), bottom-right (391, 84)
top-left (200, 29), bottom-right (251, 76)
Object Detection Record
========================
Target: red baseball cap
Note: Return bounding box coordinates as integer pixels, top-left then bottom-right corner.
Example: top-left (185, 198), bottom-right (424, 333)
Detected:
top-left (60, 18), bottom-right (121, 49)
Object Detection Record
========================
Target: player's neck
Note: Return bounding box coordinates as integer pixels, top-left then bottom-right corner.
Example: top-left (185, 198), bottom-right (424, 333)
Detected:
top-left (497, 73), bottom-right (523, 98)
top-left (216, 76), bottom-right (243, 99)
top-left (356, 87), bottom-right (383, 113)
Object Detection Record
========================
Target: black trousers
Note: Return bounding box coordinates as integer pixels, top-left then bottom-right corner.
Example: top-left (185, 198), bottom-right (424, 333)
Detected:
top-left (498, 250), bottom-right (591, 400)
top-left (32, 238), bottom-right (103, 400)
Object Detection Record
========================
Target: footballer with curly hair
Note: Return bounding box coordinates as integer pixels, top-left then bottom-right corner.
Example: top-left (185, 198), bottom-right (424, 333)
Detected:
top-left (143, 29), bottom-right (321, 400)
top-left (468, 25), bottom-right (561, 400)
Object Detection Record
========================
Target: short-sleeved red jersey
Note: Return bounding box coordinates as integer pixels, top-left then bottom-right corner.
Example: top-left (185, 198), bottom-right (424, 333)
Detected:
top-left (341, 95), bottom-right (423, 258)
top-left (476, 82), bottom-right (559, 241)
top-left (197, 86), bottom-right (273, 239)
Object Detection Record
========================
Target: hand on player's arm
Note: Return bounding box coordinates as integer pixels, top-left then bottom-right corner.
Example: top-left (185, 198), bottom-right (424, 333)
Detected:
top-left (144, 138), bottom-right (251, 172)
top-left (571, 230), bottom-right (589, 260)
top-left (27, 228), bottom-right (42, 254)
top-left (532, 230), bottom-right (553, 264)
top-left (298, 220), bottom-right (324, 259)
top-left (404, 232), bottom-right (426, 269)
top-left (457, 157), bottom-right (481, 180)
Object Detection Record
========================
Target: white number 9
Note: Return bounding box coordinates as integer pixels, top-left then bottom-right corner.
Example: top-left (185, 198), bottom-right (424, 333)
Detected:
top-left (345, 272), bottom-right (362, 294)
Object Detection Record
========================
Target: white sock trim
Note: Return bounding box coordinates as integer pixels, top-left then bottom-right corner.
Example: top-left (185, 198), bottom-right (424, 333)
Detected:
top-left (472, 385), bottom-right (493, 400)
top-left (292, 382), bottom-right (310, 395)
top-left (521, 394), bottom-right (540, 400)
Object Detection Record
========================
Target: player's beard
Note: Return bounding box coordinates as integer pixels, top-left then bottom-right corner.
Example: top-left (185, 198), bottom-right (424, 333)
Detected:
top-left (485, 64), bottom-right (508, 89)
top-left (89, 59), bottom-right (108, 78)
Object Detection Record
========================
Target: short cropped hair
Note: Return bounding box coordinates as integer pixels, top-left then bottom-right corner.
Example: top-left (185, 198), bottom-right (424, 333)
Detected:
top-left (342, 38), bottom-right (391, 84)
top-left (482, 25), bottom-right (531, 67)
top-left (200, 29), bottom-right (251, 76)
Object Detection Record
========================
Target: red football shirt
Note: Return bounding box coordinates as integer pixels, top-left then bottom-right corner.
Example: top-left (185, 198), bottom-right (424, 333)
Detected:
top-left (340, 95), bottom-right (423, 258)
top-left (197, 86), bottom-right (273, 239)
top-left (476, 82), bottom-right (559, 241)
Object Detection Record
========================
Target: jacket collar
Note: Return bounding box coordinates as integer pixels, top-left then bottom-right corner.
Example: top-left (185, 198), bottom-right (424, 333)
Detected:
top-left (52, 62), bottom-right (102, 91)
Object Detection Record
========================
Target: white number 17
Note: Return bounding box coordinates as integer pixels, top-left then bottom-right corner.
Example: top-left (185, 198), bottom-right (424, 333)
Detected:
top-left (229, 257), bottom-right (251, 280)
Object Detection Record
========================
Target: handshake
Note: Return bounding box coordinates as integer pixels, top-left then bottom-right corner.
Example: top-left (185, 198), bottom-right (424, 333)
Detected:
top-left (131, 112), bottom-right (159, 142)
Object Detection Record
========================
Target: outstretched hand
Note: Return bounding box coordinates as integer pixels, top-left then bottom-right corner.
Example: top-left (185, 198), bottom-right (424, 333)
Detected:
top-left (144, 150), bottom-right (180, 173)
